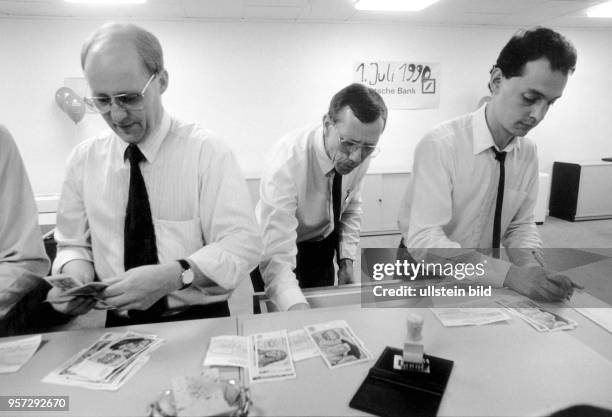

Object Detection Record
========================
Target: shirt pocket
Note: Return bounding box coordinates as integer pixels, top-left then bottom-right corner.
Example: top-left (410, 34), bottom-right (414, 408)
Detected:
top-left (153, 218), bottom-right (203, 263)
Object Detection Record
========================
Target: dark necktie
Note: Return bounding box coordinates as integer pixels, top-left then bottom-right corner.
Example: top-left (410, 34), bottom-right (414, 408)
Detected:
top-left (124, 144), bottom-right (166, 318)
top-left (332, 170), bottom-right (342, 263)
top-left (492, 148), bottom-right (507, 258)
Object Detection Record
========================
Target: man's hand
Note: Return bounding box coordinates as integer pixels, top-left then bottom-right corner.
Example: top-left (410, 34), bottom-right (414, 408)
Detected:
top-left (504, 264), bottom-right (581, 301)
top-left (337, 259), bottom-right (354, 285)
top-left (101, 263), bottom-right (182, 311)
top-left (288, 302), bottom-right (310, 311)
top-left (47, 287), bottom-right (97, 315)
top-left (49, 260), bottom-right (96, 315)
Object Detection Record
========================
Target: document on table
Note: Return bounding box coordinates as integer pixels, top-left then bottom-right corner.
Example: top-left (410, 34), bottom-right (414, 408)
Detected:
top-left (431, 308), bottom-right (511, 327)
top-left (0, 334), bottom-right (42, 373)
top-left (574, 308), bottom-right (612, 333)
top-left (565, 290), bottom-right (612, 334)
top-left (203, 335), bottom-right (249, 368)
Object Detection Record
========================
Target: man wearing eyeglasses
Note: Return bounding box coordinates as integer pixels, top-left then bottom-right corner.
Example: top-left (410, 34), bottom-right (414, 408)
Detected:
top-left (49, 22), bottom-right (261, 326)
top-left (254, 83), bottom-right (387, 311)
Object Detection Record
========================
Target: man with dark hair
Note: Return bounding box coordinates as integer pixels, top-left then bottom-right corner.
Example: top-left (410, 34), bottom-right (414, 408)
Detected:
top-left (255, 83), bottom-right (387, 311)
top-left (50, 22), bottom-right (261, 326)
top-left (398, 27), bottom-right (580, 301)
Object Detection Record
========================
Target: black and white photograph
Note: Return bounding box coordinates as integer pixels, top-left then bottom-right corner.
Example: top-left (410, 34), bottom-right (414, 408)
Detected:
top-left (0, 0), bottom-right (611, 416)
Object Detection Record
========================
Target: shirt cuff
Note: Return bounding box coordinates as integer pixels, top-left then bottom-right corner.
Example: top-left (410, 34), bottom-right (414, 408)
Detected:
top-left (270, 284), bottom-right (308, 312)
top-left (339, 242), bottom-right (358, 261)
top-left (188, 245), bottom-right (249, 291)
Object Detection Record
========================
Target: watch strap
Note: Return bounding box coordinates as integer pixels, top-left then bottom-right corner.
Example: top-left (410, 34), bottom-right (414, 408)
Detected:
top-left (177, 259), bottom-right (190, 271)
top-left (177, 259), bottom-right (193, 290)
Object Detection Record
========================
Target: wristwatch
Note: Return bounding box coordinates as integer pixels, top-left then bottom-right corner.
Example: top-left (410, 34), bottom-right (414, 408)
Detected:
top-left (177, 259), bottom-right (194, 290)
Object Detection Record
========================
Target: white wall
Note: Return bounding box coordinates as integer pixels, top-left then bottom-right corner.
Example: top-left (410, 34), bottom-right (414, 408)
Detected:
top-left (1, 17), bottom-right (611, 196)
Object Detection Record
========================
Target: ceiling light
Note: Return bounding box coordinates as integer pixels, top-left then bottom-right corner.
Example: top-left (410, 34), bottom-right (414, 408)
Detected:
top-left (587, 0), bottom-right (612, 17)
top-left (354, 0), bottom-right (439, 12)
top-left (65, 0), bottom-right (146, 4)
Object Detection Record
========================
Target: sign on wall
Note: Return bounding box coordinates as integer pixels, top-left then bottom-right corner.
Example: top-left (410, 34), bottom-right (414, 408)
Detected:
top-left (353, 61), bottom-right (440, 109)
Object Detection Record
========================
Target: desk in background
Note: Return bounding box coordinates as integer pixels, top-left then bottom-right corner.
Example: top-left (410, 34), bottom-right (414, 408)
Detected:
top-left (549, 160), bottom-right (612, 221)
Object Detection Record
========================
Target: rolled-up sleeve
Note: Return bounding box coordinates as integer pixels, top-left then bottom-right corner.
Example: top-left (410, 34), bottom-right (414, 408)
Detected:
top-left (52, 145), bottom-right (93, 274)
top-left (188, 139), bottom-right (262, 293)
top-left (256, 161), bottom-right (307, 311)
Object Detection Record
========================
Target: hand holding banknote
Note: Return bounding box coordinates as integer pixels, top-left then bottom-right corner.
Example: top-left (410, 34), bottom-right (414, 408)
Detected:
top-left (46, 263), bottom-right (110, 315)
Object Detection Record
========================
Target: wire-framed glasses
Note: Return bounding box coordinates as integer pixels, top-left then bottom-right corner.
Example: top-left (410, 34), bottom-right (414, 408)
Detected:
top-left (84, 73), bottom-right (157, 113)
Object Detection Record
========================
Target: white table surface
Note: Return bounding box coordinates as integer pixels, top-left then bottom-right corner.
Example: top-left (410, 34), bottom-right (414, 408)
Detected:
top-left (0, 316), bottom-right (237, 417)
top-left (239, 305), bottom-right (612, 417)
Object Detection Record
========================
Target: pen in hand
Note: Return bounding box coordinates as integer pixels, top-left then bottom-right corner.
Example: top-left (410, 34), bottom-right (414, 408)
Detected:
top-left (532, 250), bottom-right (584, 300)
top-left (531, 250), bottom-right (546, 268)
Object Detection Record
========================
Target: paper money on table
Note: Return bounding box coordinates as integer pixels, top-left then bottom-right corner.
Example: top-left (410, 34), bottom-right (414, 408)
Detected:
top-left (288, 329), bottom-right (320, 361)
top-left (305, 320), bottom-right (372, 369)
top-left (431, 308), bottom-right (511, 327)
top-left (249, 330), bottom-right (296, 383)
top-left (497, 298), bottom-right (577, 332)
top-left (203, 336), bottom-right (249, 368)
top-left (42, 332), bottom-right (163, 390)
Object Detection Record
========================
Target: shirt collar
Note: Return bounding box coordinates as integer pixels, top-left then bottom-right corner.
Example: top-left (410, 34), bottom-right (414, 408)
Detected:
top-left (118, 111), bottom-right (171, 163)
top-left (472, 104), bottom-right (521, 156)
top-left (313, 124), bottom-right (335, 176)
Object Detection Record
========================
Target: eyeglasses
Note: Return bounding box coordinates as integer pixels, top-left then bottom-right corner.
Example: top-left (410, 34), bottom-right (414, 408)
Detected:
top-left (84, 73), bottom-right (157, 114)
top-left (333, 125), bottom-right (380, 158)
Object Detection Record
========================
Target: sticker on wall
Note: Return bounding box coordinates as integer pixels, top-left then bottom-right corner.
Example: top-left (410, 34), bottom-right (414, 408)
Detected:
top-left (353, 61), bottom-right (440, 109)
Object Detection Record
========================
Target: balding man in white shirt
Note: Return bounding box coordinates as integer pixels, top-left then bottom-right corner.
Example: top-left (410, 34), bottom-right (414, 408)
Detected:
top-left (50, 22), bottom-right (261, 326)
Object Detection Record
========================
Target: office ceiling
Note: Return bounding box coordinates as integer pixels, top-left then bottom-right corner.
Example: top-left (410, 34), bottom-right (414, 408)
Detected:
top-left (0, 0), bottom-right (610, 28)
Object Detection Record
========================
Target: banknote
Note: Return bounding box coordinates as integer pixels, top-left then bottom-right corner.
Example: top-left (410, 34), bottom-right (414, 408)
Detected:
top-left (249, 330), bottom-right (295, 383)
top-left (498, 298), bottom-right (577, 332)
top-left (305, 320), bottom-right (371, 369)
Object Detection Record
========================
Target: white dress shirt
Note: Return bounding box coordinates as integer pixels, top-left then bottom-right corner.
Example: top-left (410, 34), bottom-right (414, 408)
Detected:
top-left (0, 126), bottom-right (49, 319)
top-left (53, 112), bottom-right (262, 309)
top-left (256, 124), bottom-right (369, 310)
top-left (398, 105), bottom-right (542, 285)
